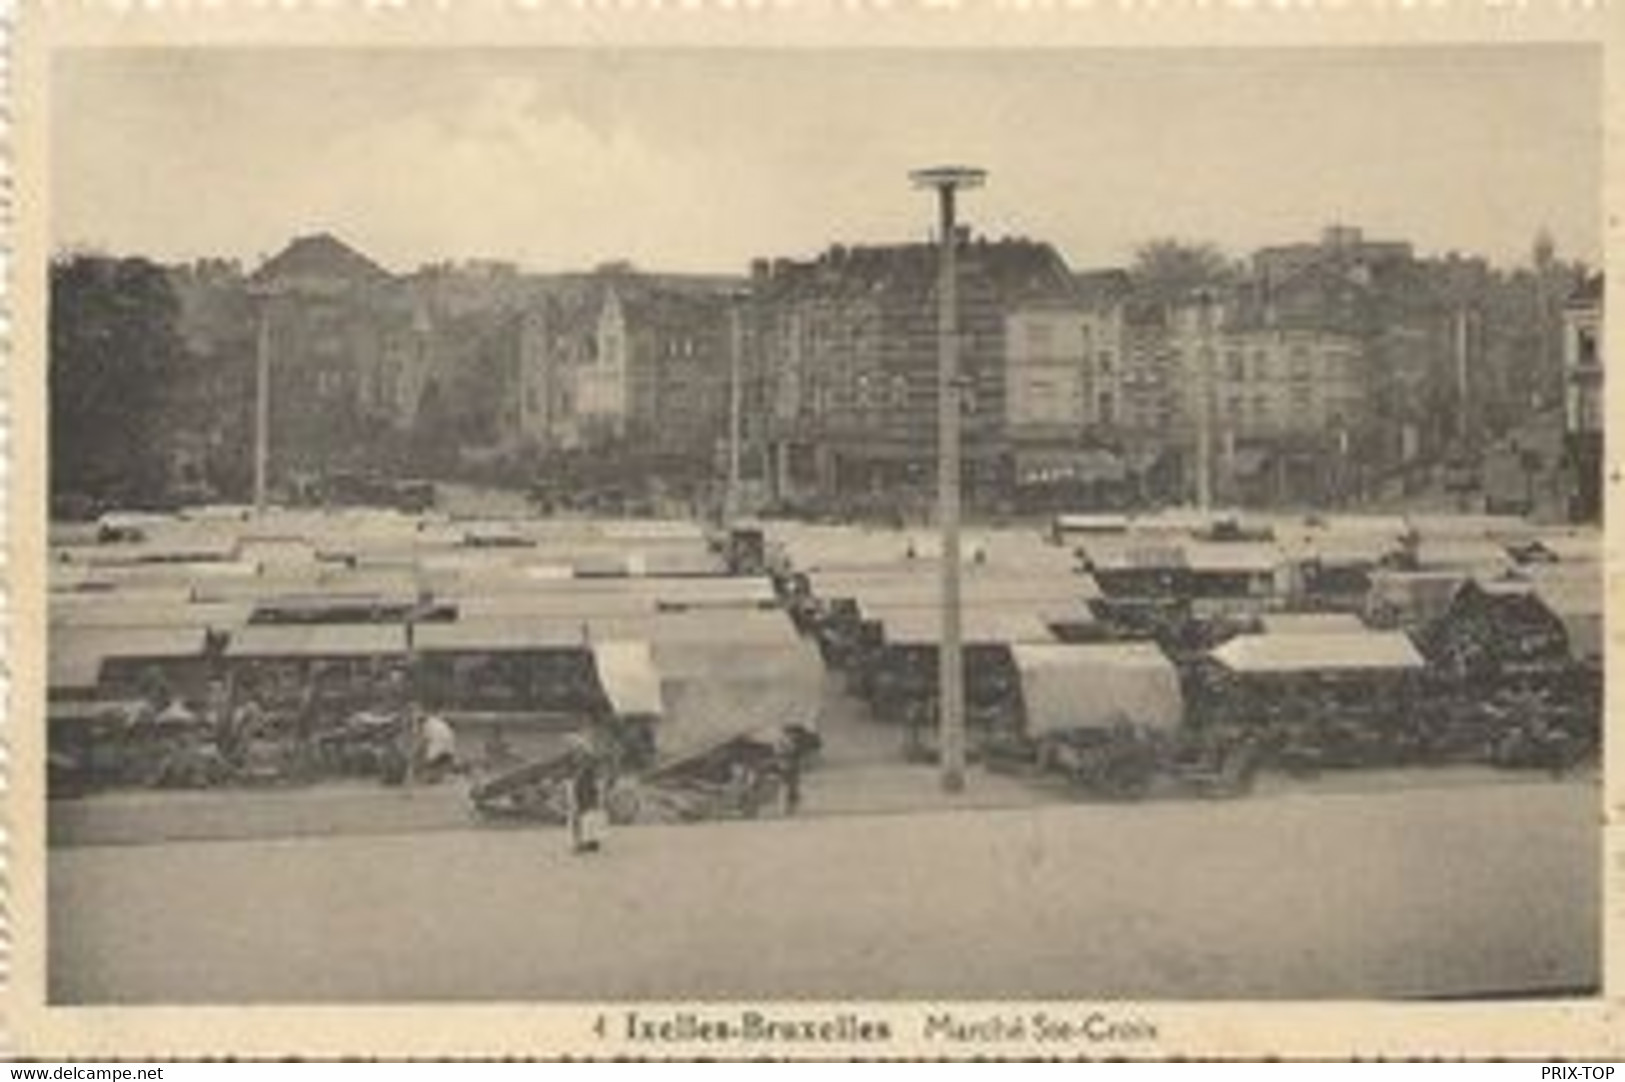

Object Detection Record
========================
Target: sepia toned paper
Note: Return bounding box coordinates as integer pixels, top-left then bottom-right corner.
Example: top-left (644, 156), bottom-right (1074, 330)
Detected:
top-left (5, 0), bottom-right (1623, 1059)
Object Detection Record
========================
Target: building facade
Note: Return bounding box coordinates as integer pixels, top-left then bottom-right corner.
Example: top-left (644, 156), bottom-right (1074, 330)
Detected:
top-left (750, 237), bottom-right (1078, 509)
top-left (1563, 272), bottom-right (1604, 520)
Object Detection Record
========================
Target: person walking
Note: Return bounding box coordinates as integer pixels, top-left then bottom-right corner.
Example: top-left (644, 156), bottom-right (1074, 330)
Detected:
top-left (566, 736), bottom-right (606, 855)
top-left (778, 731), bottom-right (804, 817)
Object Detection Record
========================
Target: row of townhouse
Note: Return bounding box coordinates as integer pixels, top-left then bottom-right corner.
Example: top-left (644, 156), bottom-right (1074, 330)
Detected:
top-left (749, 230), bottom-right (1381, 510)
top-left (171, 226), bottom-right (1595, 514)
top-left (174, 235), bottom-right (746, 484)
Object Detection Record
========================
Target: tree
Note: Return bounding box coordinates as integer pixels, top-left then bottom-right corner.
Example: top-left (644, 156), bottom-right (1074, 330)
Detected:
top-left (1129, 239), bottom-right (1236, 309)
top-left (49, 255), bottom-right (187, 508)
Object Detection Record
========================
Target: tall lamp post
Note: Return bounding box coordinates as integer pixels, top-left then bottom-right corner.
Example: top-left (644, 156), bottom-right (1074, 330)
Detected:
top-left (1192, 287), bottom-right (1216, 514)
top-left (725, 291), bottom-right (746, 527)
top-left (251, 291), bottom-right (275, 516)
top-left (910, 164), bottom-right (986, 794)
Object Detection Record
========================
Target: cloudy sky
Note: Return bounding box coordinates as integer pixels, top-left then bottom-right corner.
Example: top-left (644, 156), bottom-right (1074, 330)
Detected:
top-left (53, 46), bottom-right (1600, 274)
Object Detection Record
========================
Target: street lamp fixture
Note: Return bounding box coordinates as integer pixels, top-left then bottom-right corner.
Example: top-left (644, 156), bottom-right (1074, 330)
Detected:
top-left (910, 164), bottom-right (987, 794)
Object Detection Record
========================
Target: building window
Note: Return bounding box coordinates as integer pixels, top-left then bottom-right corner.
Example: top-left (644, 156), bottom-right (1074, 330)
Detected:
top-left (1291, 385), bottom-right (1313, 412)
top-left (1027, 322), bottom-right (1054, 352)
top-left (1252, 349), bottom-right (1269, 380)
top-left (1253, 394), bottom-right (1268, 423)
top-left (1226, 350), bottom-right (1245, 382)
top-left (1289, 345), bottom-right (1312, 381)
top-left (1097, 351), bottom-right (1115, 376)
top-left (1098, 390), bottom-right (1116, 425)
top-left (1226, 395), bottom-right (1242, 419)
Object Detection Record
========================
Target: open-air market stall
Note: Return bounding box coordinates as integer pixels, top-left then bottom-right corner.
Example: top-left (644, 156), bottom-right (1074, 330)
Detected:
top-left (248, 591), bottom-right (447, 625)
top-left (1013, 642), bottom-right (1183, 734)
top-left (633, 607), bottom-right (822, 755)
top-left (50, 600), bottom-right (253, 633)
top-left (52, 625), bottom-right (216, 704)
top-left (91, 560), bottom-right (263, 590)
top-left (1277, 531), bottom-right (1399, 611)
top-left (49, 586), bottom-right (200, 617)
top-left (1411, 538), bottom-right (1516, 578)
top-left (470, 613), bottom-right (818, 826)
top-left (859, 592), bottom-right (1100, 642)
top-left (1518, 567), bottom-right (1603, 663)
top-left (452, 591), bottom-right (657, 621)
top-left (1365, 569), bottom-right (1469, 628)
top-left (47, 625), bottom-right (222, 793)
top-left (224, 622), bottom-right (410, 725)
top-left (181, 568), bottom-right (316, 602)
top-left (633, 624), bottom-right (822, 823)
top-left (1126, 508), bottom-right (1239, 538)
top-left (648, 576), bottom-right (779, 610)
top-left (1076, 539), bottom-right (1185, 598)
top-left (1406, 577), bottom-right (1598, 767)
top-left (1050, 513), bottom-right (1131, 545)
top-left (47, 697), bottom-right (148, 796)
top-left (415, 617), bottom-right (601, 713)
top-left (1182, 541), bottom-right (1288, 621)
top-left (1405, 512), bottom-right (1542, 546)
top-left (404, 618), bottom-right (611, 768)
top-left (995, 641), bottom-right (1256, 799)
top-left (862, 607), bottom-right (1054, 733)
top-left (1259, 612), bottom-right (1370, 636)
top-left (69, 535), bottom-right (240, 568)
top-left (49, 634), bottom-right (118, 702)
top-left (1413, 579), bottom-right (1572, 683)
top-left (237, 536), bottom-right (321, 568)
top-left (592, 640), bottom-right (664, 722)
top-left (1204, 630), bottom-right (1427, 769)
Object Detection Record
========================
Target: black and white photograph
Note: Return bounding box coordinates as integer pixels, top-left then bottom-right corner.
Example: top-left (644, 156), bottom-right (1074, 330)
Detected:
top-left (30, 36), bottom-right (1608, 1024)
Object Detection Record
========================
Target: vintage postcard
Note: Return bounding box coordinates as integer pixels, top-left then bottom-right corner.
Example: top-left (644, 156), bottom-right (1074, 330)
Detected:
top-left (4, 0), bottom-right (1621, 1059)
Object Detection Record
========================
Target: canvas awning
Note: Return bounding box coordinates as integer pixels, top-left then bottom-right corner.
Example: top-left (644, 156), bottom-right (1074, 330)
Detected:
top-left (50, 600), bottom-right (253, 631)
top-left (49, 643), bottom-right (107, 693)
top-left (603, 609), bottom-right (803, 649)
top-left (1366, 571), bottom-right (1468, 624)
top-left (1258, 613), bottom-right (1369, 636)
top-left (642, 577), bottom-right (777, 609)
top-left (1414, 539), bottom-right (1515, 575)
top-left (413, 619), bottom-right (589, 653)
top-left (1182, 541), bottom-right (1283, 575)
top-left (880, 608), bottom-right (1054, 646)
top-left (226, 623), bottom-right (407, 659)
top-left (1211, 631), bottom-right (1424, 674)
top-left (453, 592), bottom-right (657, 620)
top-left (1490, 571), bottom-right (1604, 661)
top-left (1011, 641), bottom-right (1183, 734)
top-left (591, 640), bottom-right (665, 718)
top-left (49, 627), bottom-right (211, 691)
top-left (1282, 533), bottom-right (1397, 567)
top-left (861, 593), bottom-right (1095, 628)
